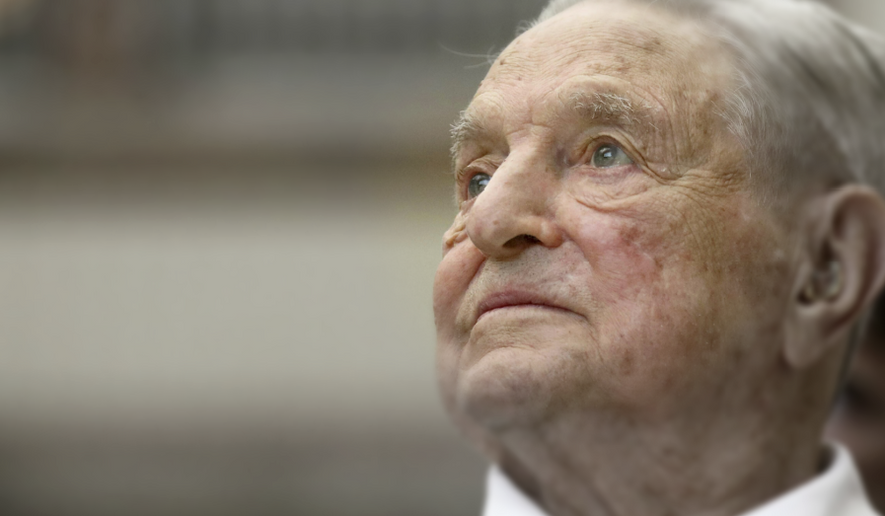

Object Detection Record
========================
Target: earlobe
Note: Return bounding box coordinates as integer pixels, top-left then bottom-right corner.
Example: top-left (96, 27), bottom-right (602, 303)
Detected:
top-left (784, 185), bottom-right (885, 369)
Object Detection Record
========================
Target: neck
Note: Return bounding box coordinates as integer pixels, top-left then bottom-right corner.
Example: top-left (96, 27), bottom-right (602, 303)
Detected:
top-left (491, 405), bottom-right (824, 516)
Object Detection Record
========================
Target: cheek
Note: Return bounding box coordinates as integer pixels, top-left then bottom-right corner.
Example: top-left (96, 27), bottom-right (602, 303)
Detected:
top-left (433, 243), bottom-right (483, 332)
top-left (561, 204), bottom-right (670, 306)
top-left (434, 241), bottom-right (487, 421)
top-left (559, 209), bottom-right (683, 391)
top-left (434, 241), bottom-right (487, 385)
top-left (557, 197), bottom-right (770, 406)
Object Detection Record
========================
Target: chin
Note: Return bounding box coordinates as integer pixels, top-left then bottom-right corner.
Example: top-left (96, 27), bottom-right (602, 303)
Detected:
top-left (453, 345), bottom-right (569, 433)
top-left (438, 313), bottom-right (602, 434)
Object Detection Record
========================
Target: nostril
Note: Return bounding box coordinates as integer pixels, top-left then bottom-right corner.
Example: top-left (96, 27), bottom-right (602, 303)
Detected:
top-left (523, 235), bottom-right (541, 244)
top-left (504, 234), bottom-right (542, 248)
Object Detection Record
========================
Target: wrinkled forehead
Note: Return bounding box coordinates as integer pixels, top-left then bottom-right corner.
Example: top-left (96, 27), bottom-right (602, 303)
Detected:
top-left (473, 1), bottom-right (734, 119)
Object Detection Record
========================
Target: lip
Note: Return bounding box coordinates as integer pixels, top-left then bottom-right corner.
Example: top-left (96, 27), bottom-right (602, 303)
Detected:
top-left (475, 290), bottom-right (575, 323)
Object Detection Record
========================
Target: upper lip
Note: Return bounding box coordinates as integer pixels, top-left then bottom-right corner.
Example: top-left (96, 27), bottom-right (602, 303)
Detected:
top-left (475, 289), bottom-right (573, 322)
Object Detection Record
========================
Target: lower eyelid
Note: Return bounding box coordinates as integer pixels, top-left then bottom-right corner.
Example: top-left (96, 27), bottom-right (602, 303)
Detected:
top-left (569, 163), bottom-right (643, 186)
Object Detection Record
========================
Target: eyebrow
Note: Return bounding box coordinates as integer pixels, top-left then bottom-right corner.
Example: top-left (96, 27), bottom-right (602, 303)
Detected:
top-left (569, 91), bottom-right (640, 127)
top-left (450, 110), bottom-right (483, 164)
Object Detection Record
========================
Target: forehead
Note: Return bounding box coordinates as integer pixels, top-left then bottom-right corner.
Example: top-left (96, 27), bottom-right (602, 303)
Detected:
top-left (467, 2), bottom-right (733, 131)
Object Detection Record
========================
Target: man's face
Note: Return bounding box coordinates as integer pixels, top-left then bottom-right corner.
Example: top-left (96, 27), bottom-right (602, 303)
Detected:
top-left (434, 3), bottom-right (792, 434)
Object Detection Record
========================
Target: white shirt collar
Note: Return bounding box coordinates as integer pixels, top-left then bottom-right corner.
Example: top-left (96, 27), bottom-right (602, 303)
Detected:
top-left (743, 444), bottom-right (880, 516)
top-left (482, 444), bottom-right (880, 516)
top-left (482, 465), bottom-right (548, 516)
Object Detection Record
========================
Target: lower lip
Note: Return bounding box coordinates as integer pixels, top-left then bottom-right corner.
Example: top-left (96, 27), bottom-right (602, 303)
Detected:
top-left (477, 304), bottom-right (572, 322)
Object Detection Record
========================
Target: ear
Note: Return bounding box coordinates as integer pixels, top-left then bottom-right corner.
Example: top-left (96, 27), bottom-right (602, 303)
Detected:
top-left (784, 185), bottom-right (885, 369)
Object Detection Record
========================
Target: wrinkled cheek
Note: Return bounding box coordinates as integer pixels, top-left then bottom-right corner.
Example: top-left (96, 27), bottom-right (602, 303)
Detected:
top-left (433, 243), bottom-right (483, 334)
top-left (607, 290), bottom-right (712, 395)
top-left (433, 242), bottom-right (485, 396)
top-left (565, 210), bottom-right (666, 305)
top-left (443, 210), bottom-right (469, 252)
top-left (561, 207), bottom-right (712, 403)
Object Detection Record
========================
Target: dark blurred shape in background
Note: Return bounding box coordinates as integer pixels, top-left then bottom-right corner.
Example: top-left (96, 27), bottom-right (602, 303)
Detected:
top-left (0, 1), bottom-right (880, 516)
top-left (0, 0), bottom-right (548, 162)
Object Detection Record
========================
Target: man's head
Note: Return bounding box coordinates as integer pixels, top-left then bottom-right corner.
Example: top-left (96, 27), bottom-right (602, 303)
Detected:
top-left (433, 0), bottom-right (885, 504)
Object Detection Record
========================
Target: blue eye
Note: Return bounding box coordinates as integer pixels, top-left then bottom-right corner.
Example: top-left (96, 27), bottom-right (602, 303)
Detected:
top-left (592, 144), bottom-right (633, 168)
top-left (468, 173), bottom-right (491, 198)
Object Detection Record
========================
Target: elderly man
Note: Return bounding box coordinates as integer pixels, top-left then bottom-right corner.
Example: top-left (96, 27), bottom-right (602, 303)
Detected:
top-left (433, 0), bottom-right (885, 515)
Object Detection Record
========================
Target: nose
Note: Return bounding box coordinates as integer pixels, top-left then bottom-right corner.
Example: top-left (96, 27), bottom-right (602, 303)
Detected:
top-left (465, 152), bottom-right (563, 259)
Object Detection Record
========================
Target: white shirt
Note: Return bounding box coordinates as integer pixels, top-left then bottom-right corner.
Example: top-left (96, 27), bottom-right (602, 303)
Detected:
top-left (482, 444), bottom-right (880, 516)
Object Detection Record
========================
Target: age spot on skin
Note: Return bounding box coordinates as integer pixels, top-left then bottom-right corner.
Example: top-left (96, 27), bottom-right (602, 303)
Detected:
top-left (619, 350), bottom-right (636, 376)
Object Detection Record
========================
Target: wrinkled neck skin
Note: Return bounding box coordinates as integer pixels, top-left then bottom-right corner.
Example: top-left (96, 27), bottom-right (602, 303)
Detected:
top-left (480, 353), bottom-right (842, 516)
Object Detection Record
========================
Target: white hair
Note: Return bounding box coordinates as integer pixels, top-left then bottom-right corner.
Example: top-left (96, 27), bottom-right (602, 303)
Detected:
top-left (532, 0), bottom-right (885, 202)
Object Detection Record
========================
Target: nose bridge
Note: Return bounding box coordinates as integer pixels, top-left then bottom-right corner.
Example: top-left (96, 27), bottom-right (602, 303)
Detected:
top-left (466, 146), bottom-right (560, 257)
top-left (485, 147), bottom-right (546, 210)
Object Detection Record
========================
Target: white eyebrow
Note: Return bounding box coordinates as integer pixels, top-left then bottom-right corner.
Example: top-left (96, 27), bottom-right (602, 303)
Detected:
top-left (569, 91), bottom-right (638, 125)
top-left (450, 110), bottom-right (483, 161)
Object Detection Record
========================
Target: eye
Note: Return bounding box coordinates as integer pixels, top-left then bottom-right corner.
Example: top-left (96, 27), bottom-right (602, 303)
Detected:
top-left (467, 173), bottom-right (491, 199)
top-left (592, 143), bottom-right (633, 168)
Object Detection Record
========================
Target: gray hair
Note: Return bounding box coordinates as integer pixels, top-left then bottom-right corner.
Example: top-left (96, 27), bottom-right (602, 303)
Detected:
top-left (532, 0), bottom-right (885, 204)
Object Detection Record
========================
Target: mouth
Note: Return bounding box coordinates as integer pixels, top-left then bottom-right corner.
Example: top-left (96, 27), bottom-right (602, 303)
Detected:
top-left (475, 290), bottom-right (575, 323)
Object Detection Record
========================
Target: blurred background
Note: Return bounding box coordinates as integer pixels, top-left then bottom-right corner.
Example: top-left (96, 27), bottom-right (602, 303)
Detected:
top-left (0, 1), bottom-right (880, 515)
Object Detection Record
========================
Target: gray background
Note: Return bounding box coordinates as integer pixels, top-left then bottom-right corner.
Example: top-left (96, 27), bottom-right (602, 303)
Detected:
top-left (0, 1), bottom-right (880, 515)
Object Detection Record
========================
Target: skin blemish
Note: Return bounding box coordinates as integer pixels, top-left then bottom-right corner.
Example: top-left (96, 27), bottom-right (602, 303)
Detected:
top-left (619, 349), bottom-right (636, 376)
